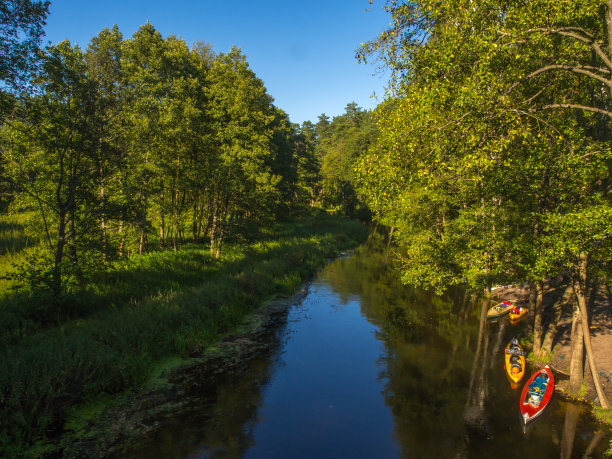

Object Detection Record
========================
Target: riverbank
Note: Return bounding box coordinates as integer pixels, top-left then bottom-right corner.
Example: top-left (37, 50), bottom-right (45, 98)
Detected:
top-left (0, 209), bottom-right (368, 457)
top-left (491, 280), bottom-right (612, 420)
top-left (60, 287), bottom-right (307, 457)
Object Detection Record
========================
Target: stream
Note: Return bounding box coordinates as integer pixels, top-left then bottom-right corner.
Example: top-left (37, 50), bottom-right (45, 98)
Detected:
top-left (126, 243), bottom-right (611, 458)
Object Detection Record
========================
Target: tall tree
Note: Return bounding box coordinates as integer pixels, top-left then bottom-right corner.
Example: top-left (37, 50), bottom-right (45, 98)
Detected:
top-left (3, 40), bottom-right (101, 295)
top-left (357, 0), bottom-right (611, 405)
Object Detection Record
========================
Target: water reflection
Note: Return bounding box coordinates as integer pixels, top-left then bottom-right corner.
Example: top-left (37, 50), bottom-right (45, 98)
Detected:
top-left (122, 242), bottom-right (611, 458)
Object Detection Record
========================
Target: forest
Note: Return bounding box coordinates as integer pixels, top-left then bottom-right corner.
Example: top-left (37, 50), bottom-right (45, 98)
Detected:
top-left (355, 0), bottom-right (611, 409)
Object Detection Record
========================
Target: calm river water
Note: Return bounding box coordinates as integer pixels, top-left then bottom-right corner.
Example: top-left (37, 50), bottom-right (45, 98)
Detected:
top-left (128, 243), bottom-right (611, 458)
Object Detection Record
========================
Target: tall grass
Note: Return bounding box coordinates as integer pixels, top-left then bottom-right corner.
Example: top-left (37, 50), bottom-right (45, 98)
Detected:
top-left (0, 209), bottom-right (368, 455)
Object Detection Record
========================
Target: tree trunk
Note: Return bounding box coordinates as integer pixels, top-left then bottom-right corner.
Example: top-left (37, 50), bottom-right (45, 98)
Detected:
top-left (172, 224), bottom-right (177, 252)
top-left (192, 200), bottom-right (198, 241)
top-left (100, 165), bottom-right (106, 262)
top-left (118, 220), bottom-right (125, 258)
top-left (542, 283), bottom-right (572, 355)
top-left (533, 280), bottom-right (544, 357)
top-left (215, 222), bottom-right (224, 260)
top-left (387, 226), bottom-right (395, 249)
top-left (607, 0), bottom-right (612, 61)
top-left (139, 230), bottom-right (145, 255)
top-left (568, 301), bottom-right (584, 396)
top-left (159, 210), bottom-right (165, 248)
top-left (67, 210), bottom-right (83, 285)
top-left (527, 282), bottom-right (537, 335)
top-left (573, 253), bottom-right (609, 408)
top-left (53, 210), bottom-right (67, 297)
top-left (210, 193), bottom-right (219, 255)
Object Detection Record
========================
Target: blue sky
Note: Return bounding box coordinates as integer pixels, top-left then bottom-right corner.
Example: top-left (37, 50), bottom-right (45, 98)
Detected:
top-left (43, 0), bottom-right (391, 125)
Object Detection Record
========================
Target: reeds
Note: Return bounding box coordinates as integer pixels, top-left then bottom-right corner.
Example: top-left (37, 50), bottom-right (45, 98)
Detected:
top-left (0, 209), bottom-right (367, 455)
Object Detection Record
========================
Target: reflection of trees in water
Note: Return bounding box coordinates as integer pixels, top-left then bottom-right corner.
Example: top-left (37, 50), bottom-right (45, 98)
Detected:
top-left (323, 242), bottom-right (612, 457)
top-left (560, 402), bottom-right (581, 459)
top-left (323, 242), bottom-right (482, 456)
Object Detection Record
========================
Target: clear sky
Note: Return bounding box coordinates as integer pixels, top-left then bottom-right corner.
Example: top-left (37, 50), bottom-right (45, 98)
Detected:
top-left (42, 0), bottom-right (391, 125)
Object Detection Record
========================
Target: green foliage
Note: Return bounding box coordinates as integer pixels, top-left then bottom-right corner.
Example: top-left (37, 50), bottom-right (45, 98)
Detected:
top-left (0, 0), bottom-right (49, 97)
top-left (307, 103), bottom-right (378, 217)
top-left (0, 211), bottom-right (367, 454)
top-left (0, 23), bottom-right (313, 297)
top-left (356, 0), bottom-right (611, 293)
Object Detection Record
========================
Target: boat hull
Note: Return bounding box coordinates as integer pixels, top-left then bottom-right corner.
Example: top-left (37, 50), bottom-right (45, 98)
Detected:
top-left (520, 366), bottom-right (554, 424)
top-left (509, 306), bottom-right (527, 321)
top-left (487, 301), bottom-right (514, 319)
top-left (504, 342), bottom-right (526, 384)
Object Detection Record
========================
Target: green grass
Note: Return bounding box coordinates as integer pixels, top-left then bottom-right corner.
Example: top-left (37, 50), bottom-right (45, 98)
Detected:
top-left (0, 208), bottom-right (368, 455)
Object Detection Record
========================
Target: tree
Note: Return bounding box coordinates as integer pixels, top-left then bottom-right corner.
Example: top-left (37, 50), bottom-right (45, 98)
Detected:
top-left (3, 40), bottom-right (101, 296)
top-left (205, 47), bottom-right (281, 257)
top-left (357, 0), bottom-right (611, 406)
top-left (0, 0), bottom-right (49, 95)
top-left (316, 103), bottom-right (377, 217)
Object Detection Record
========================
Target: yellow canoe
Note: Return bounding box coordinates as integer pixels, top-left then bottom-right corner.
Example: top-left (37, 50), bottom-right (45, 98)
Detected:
top-left (487, 301), bottom-right (514, 319)
top-left (509, 306), bottom-right (527, 321)
top-left (504, 339), bottom-right (526, 384)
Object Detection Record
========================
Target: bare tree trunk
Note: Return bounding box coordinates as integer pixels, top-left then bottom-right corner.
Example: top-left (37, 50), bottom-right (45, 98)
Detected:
top-left (192, 200), bottom-right (198, 241)
top-left (100, 163), bottom-right (106, 262)
top-left (215, 200), bottom-right (229, 260)
top-left (573, 253), bottom-right (609, 408)
top-left (568, 301), bottom-right (584, 395)
top-left (215, 221), bottom-right (224, 260)
top-left (533, 280), bottom-right (544, 357)
top-left (67, 211), bottom-right (83, 285)
top-left (172, 223), bottom-right (177, 252)
top-left (210, 193), bottom-right (219, 255)
top-left (139, 230), bottom-right (145, 255)
top-left (159, 210), bottom-right (165, 249)
top-left (527, 282), bottom-right (537, 335)
top-left (387, 226), bottom-right (395, 249)
top-left (542, 283), bottom-right (572, 355)
top-left (53, 210), bottom-right (67, 297)
top-left (371, 220), bottom-right (379, 236)
top-left (118, 220), bottom-right (125, 258)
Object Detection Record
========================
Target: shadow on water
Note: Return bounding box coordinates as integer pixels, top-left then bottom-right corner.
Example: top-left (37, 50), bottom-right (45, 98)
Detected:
top-left (122, 242), bottom-right (612, 458)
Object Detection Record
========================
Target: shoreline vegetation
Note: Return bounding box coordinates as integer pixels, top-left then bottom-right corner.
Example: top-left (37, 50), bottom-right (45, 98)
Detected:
top-left (0, 209), bottom-right (368, 457)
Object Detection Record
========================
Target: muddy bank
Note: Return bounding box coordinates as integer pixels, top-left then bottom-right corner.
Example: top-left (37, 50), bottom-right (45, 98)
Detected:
top-left (59, 287), bottom-right (309, 458)
top-left (491, 279), bottom-right (612, 410)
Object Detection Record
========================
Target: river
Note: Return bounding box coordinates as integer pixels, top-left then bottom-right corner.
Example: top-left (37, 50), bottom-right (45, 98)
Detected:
top-left (126, 242), bottom-right (611, 458)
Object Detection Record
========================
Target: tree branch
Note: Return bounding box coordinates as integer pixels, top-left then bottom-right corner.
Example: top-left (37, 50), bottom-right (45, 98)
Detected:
top-left (539, 103), bottom-right (612, 118)
top-left (526, 27), bottom-right (612, 72)
top-left (510, 64), bottom-right (612, 93)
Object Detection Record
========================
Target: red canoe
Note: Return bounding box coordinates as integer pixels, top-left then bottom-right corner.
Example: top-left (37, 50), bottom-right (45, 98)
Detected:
top-left (520, 366), bottom-right (554, 424)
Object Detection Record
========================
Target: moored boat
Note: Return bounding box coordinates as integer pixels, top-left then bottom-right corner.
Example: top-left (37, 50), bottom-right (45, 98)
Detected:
top-left (504, 338), bottom-right (526, 385)
top-left (520, 366), bottom-right (554, 424)
top-left (487, 301), bottom-right (514, 319)
top-left (509, 306), bottom-right (527, 321)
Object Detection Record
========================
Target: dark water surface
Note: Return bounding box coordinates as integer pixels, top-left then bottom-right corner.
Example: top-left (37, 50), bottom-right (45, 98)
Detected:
top-left (128, 244), bottom-right (611, 458)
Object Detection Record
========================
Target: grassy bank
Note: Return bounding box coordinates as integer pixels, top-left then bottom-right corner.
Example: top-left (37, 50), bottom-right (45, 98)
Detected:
top-left (0, 209), bottom-right (368, 456)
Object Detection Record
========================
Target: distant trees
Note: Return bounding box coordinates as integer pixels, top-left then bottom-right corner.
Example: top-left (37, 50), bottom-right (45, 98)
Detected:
top-left (356, 0), bottom-right (611, 407)
top-left (0, 24), bottom-right (309, 295)
top-left (298, 103), bottom-right (378, 218)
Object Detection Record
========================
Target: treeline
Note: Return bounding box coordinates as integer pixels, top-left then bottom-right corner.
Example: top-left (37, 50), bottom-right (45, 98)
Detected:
top-left (0, 18), bottom-right (380, 298)
top-left (0, 23), bottom-right (317, 296)
top-left (355, 1), bottom-right (611, 406)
